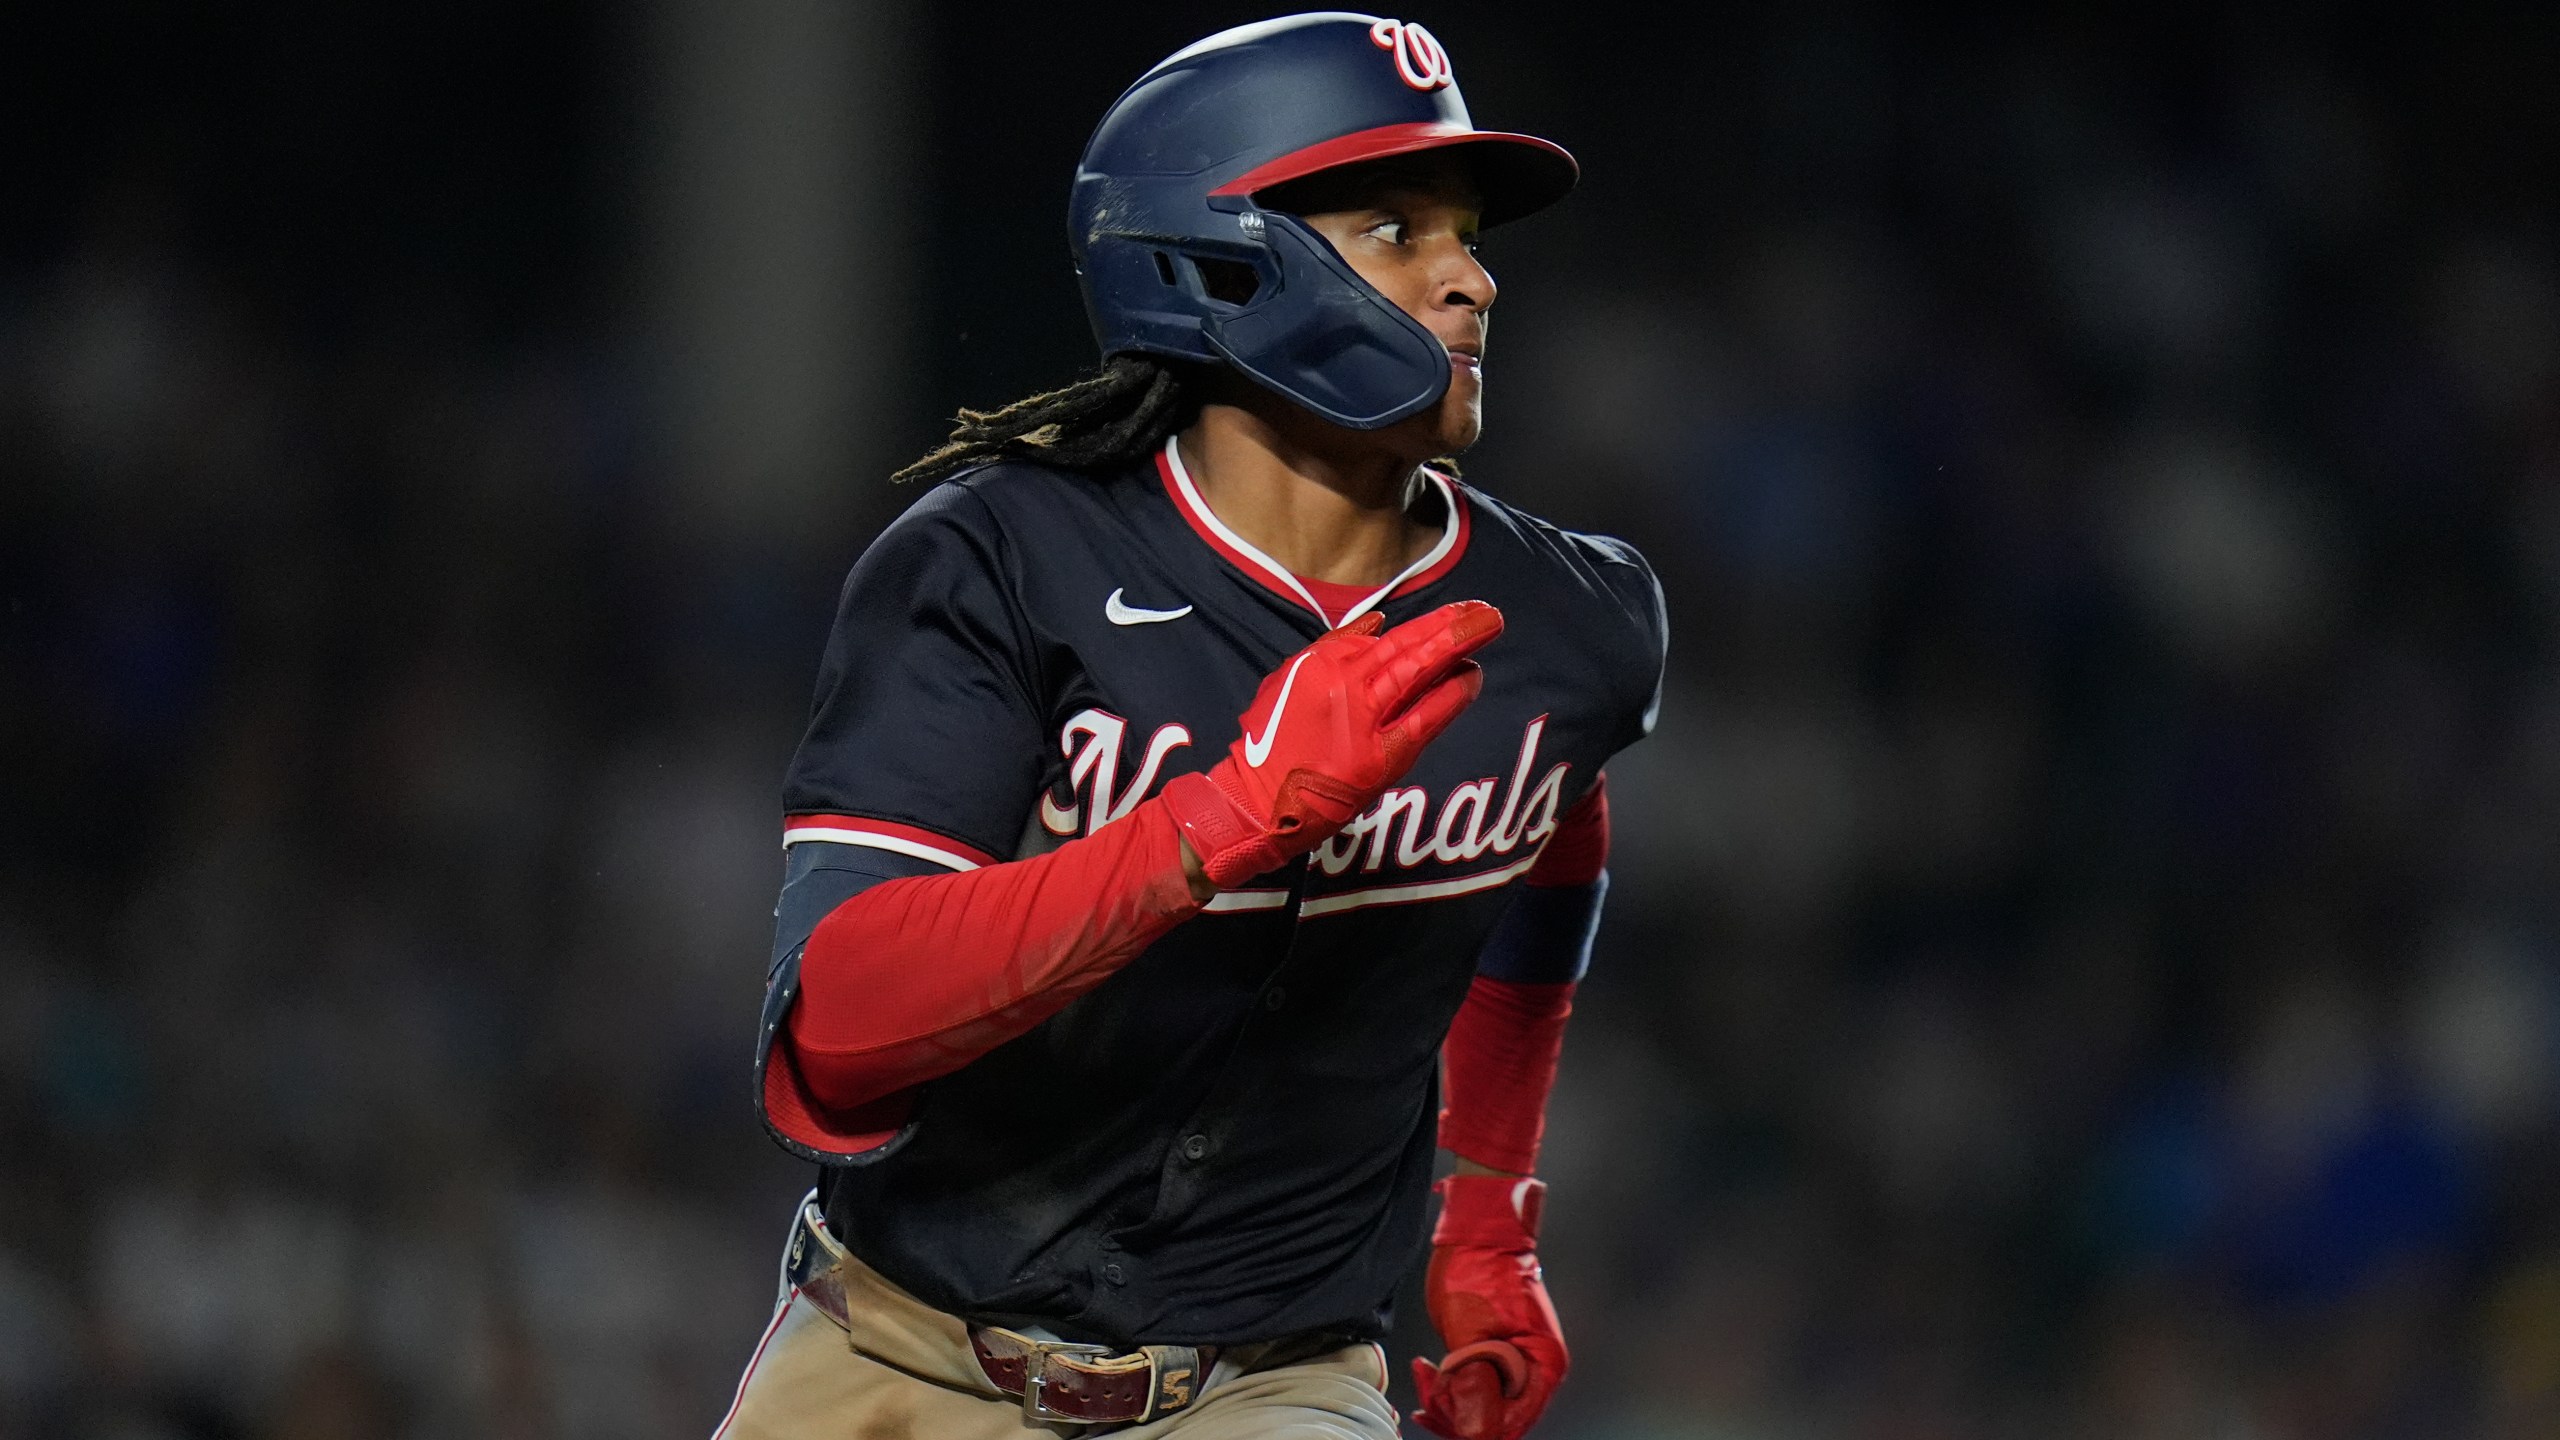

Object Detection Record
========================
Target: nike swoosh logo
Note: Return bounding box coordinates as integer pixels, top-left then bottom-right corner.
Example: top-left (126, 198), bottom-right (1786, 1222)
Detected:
top-left (1242, 654), bottom-right (1309, 767)
top-left (1105, 588), bottom-right (1194, 626)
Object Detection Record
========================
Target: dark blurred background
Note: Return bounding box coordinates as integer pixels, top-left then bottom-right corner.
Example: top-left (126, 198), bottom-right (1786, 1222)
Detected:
top-left (6, 2), bottom-right (2559, 1436)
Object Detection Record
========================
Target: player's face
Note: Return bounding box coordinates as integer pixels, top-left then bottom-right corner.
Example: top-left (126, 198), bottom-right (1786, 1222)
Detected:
top-left (1291, 160), bottom-right (1495, 456)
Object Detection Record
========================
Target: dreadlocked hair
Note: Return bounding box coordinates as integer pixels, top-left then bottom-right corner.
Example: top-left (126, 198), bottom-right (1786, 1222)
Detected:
top-left (892, 355), bottom-right (1191, 485)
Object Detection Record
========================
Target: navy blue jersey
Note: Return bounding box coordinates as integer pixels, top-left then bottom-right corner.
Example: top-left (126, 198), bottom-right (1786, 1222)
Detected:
top-left (756, 437), bottom-right (1664, 1347)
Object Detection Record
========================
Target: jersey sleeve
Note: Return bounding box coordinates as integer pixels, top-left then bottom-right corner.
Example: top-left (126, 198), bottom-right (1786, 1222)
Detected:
top-left (758, 481), bottom-right (1051, 1163)
top-left (782, 481), bottom-right (1048, 863)
top-left (1569, 530), bottom-right (1669, 754)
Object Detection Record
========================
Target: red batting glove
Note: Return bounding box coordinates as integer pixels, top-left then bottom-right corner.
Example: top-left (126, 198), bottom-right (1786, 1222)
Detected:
top-left (1164, 601), bottom-right (1501, 888)
top-left (1411, 1175), bottom-right (1568, 1440)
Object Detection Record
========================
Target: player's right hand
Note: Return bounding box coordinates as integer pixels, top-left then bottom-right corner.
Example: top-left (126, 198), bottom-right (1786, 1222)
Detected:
top-left (1163, 600), bottom-right (1501, 889)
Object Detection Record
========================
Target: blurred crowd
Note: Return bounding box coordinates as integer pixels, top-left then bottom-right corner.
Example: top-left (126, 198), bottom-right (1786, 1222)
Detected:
top-left (5, 6), bottom-right (2558, 1439)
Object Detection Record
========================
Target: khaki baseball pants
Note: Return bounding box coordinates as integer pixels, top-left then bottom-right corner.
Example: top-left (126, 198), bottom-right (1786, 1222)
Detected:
top-left (710, 1230), bottom-right (1401, 1440)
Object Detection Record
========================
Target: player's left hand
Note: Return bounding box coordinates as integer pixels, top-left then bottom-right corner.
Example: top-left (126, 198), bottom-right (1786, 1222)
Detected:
top-left (1410, 1174), bottom-right (1567, 1440)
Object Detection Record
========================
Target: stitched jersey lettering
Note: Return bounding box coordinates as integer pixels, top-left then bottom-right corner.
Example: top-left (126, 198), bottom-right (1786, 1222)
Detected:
top-left (1046, 710), bottom-right (1574, 880)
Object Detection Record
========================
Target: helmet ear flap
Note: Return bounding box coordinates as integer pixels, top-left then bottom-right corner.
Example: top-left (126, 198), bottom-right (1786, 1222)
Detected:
top-left (1199, 211), bottom-right (1451, 431)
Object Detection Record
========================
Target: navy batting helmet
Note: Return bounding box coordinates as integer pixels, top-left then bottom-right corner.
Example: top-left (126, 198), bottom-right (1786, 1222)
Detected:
top-left (1069, 13), bottom-right (1577, 430)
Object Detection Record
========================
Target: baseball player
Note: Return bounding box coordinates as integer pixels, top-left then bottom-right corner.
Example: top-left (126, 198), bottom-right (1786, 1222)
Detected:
top-left (719, 15), bottom-right (1664, 1439)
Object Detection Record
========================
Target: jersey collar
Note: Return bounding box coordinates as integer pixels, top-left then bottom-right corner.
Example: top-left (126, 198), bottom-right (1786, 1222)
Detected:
top-left (1155, 434), bottom-right (1471, 626)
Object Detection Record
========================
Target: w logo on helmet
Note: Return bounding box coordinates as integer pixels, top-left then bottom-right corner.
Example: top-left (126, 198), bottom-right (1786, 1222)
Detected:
top-left (1369, 18), bottom-right (1455, 92)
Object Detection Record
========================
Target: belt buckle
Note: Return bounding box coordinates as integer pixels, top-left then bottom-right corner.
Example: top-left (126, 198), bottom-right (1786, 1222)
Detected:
top-left (1019, 1338), bottom-right (1120, 1424)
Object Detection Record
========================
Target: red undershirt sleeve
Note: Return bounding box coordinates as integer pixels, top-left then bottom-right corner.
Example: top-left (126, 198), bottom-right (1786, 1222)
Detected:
top-left (781, 796), bottom-right (1203, 1119)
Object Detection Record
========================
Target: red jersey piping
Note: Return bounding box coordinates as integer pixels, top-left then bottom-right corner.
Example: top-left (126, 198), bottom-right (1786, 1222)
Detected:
top-left (1155, 436), bottom-right (1471, 624)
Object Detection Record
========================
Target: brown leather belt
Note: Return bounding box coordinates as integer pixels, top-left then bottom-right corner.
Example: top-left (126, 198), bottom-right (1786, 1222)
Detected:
top-left (787, 1199), bottom-right (1213, 1425)
top-left (966, 1326), bottom-right (1213, 1425)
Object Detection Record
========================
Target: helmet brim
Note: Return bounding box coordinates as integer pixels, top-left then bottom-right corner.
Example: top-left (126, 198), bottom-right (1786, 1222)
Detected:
top-left (1210, 121), bottom-right (1578, 229)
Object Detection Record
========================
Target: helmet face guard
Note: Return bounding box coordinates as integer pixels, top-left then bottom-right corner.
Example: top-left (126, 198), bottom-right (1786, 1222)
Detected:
top-left (1069, 13), bottom-right (1578, 431)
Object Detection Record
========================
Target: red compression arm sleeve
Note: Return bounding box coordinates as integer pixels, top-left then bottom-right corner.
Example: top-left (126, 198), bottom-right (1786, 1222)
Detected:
top-left (1438, 780), bottom-right (1608, 1174)
top-left (781, 797), bottom-right (1203, 1121)
top-left (1440, 978), bottom-right (1574, 1175)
